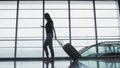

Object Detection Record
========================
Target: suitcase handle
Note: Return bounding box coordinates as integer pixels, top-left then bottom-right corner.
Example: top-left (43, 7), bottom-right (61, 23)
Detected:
top-left (56, 39), bottom-right (64, 48)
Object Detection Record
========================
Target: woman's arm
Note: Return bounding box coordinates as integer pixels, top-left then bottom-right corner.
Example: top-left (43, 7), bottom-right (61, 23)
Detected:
top-left (52, 23), bottom-right (57, 39)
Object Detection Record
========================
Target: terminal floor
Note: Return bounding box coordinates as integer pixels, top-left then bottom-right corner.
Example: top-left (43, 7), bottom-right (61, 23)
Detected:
top-left (0, 59), bottom-right (120, 68)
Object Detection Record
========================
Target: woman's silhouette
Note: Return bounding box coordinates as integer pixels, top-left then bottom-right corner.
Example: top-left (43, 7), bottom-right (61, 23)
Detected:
top-left (42, 13), bottom-right (56, 62)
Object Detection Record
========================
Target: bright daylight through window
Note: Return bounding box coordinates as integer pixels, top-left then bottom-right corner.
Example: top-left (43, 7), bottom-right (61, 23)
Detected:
top-left (0, 0), bottom-right (119, 58)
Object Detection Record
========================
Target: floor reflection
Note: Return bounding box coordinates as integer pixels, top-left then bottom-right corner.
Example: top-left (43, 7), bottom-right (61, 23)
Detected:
top-left (44, 61), bottom-right (54, 68)
top-left (14, 60), bottom-right (16, 68)
top-left (68, 61), bottom-right (88, 68)
top-left (0, 59), bottom-right (120, 68)
top-left (80, 59), bottom-right (120, 68)
top-left (100, 59), bottom-right (120, 68)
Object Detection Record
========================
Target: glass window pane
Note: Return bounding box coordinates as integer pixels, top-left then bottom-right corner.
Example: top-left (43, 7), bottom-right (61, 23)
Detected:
top-left (71, 19), bottom-right (94, 27)
top-left (71, 10), bottom-right (94, 18)
top-left (71, 28), bottom-right (95, 36)
top-left (19, 10), bottom-right (42, 18)
top-left (71, 1), bottom-right (93, 9)
top-left (0, 10), bottom-right (16, 18)
top-left (0, 1), bottom-right (17, 9)
top-left (45, 1), bottom-right (68, 9)
top-left (98, 28), bottom-right (119, 36)
top-left (0, 48), bottom-right (14, 58)
top-left (71, 1), bottom-right (95, 53)
top-left (18, 29), bottom-right (42, 37)
top-left (19, 19), bottom-right (42, 27)
top-left (56, 28), bottom-right (69, 37)
top-left (72, 40), bottom-right (95, 47)
top-left (54, 19), bottom-right (69, 27)
top-left (0, 41), bottom-right (14, 47)
top-left (95, 1), bottom-right (117, 9)
top-left (17, 48), bottom-right (41, 57)
top-left (97, 19), bottom-right (118, 27)
top-left (0, 29), bottom-right (15, 37)
top-left (17, 41), bottom-right (42, 47)
top-left (0, 1), bottom-right (16, 58)
top-left (44, 10), bottom-right (68, 18)
top-left (0, 19), bottom-right (16, 27)
top-left (17, 1), bottom-right (43, 58)
top-left (19, 1), bottom-right (42, 9)
top-left (96, 10), bottom-right (118, 17)
top-left (96, 1), bottom-right (119, 44)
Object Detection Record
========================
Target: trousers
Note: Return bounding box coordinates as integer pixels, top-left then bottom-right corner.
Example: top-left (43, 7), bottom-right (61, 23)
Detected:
top-left (44, 33), bottom-right (54, 59)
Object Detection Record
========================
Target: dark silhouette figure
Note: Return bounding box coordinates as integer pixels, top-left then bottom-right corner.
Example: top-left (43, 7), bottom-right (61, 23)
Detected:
top-left (42, 13), bottom-right (57, 62)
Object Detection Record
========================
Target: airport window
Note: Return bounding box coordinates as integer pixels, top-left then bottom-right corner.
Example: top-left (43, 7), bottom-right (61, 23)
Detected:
top-left (0, 0), bottom-right (119, 58)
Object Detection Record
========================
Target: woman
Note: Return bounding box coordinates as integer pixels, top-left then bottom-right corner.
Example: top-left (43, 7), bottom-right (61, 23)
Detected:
top-left (42, 13), bottom-right (56, 62)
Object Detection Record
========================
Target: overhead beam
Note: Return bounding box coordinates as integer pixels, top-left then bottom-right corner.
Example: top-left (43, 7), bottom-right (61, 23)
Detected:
top-left (0, 0), bottom-right (116, 1)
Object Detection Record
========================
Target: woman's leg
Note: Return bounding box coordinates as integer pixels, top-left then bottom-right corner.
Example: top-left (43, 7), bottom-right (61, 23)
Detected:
top-left (47, 33), bottom-right (54, 60)
top-left (44, 41), bottom-right (49, 58)
top-left (49, 44), bottom-right (54, 59)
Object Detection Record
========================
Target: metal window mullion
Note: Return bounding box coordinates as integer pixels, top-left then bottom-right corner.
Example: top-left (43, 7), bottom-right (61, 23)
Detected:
top-left (68, 0), bottom-right (71, 44)
top-left (14, 0), bottom-right (19, 68)
top-left (118, 0), bottom-right (120, 12)
top-left (42, 0), bottom-right (45, 68)
top-left (93, 0), bottom-right (99, 57)
top-left (117, 0), bottom-right (120, 38)
top-left (14, 0), bottom-right (19, 59)
top-left (42, 0), bottom-right (45, 59)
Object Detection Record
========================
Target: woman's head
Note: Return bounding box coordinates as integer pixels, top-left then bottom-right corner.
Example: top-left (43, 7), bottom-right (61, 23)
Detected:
top-left (44, 13), bottom-right (51, 20)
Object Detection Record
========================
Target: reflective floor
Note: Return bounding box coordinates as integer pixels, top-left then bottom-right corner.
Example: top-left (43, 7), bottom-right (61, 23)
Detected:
top-left (0, 59), bottom-right (120, 68)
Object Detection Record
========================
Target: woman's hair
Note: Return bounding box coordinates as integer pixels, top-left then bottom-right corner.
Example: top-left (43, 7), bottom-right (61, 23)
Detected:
top-left (44, 13), bottom-right (52, 21)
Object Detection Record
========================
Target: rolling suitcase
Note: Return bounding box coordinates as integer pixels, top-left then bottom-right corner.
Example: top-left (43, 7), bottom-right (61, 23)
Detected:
top-left (56, 39), bottom-right (81, 60)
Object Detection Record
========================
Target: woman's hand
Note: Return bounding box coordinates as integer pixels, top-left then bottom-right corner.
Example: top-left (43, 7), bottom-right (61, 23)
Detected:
top-left (40, 25), bottom-right (45, 28)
